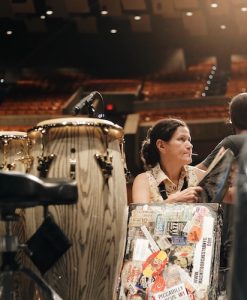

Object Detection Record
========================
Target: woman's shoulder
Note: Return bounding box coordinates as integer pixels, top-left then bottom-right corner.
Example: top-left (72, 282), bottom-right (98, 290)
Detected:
top-left (132, 170), bottom-right (154, 194)
top-left (132, 172), bottom-right (152, 204)
top-left (133, 172), bottom-right (149, 184)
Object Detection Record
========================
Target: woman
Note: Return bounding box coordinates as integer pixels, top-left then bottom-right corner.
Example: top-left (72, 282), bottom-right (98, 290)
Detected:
top-left (132, 118), bottom-right (205, 203)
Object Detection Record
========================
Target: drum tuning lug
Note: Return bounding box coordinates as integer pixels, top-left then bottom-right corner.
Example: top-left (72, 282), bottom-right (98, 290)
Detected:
top-left (102, 127), bottom-right (109, 135)
top-left (95, 152), bottom-right (113, 183)
top-left (37, 154), bottom-right (56, 178)
top-left (69, 159), bottom-right (76, 180)
top-left (0, 163), bottom-right (15, 171)
top-left (7, 163), bottom-right (16, 171)
top-left (124, 168), bottom-right (132, 183)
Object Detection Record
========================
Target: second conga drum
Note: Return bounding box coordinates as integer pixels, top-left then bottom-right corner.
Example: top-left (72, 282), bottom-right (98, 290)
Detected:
top-left (0, 131), bottom-right (37, 299)
top-left (0, 131), bottom-right (32, 173)
top-left (0, 131), bottom-right (34, 241)
top-left (27, 117), bottom-right (128, 300)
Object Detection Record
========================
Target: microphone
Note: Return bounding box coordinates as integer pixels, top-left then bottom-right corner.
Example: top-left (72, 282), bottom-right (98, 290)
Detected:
top-left (73, 91), bottom-right (98, 115)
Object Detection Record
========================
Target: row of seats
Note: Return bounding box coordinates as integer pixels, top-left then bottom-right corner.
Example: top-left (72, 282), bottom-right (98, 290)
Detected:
top-left (0, 125), bottom-right (30, 132)
top-left (83, 79), bottom-right (142, 93)
top-left (1, 60), bottom-right (245, 122)
top-left (149, 59), bottom-right (215, 82)
top-left (226, 79), bottom-right (247, 96)
top-left (231, 61), bottom-right (247, 77)
top-left (225, 60), bottom-right (247, 96)
top-left (0, 96), bottom-right (65, 115)
top-left (142, 81), bottom-right (204, 100)
top-left (139, 106), bottom-right (229, 123)
top-left (0, 70), bottom-right (86, 116)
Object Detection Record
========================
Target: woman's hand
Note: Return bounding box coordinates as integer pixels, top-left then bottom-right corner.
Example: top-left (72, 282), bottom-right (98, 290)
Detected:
top-left (166, 186), bottom-right (203, 203)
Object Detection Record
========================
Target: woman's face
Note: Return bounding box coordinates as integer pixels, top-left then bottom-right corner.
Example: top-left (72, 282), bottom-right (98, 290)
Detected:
top-left (159, 126), bottom-right (193, 165)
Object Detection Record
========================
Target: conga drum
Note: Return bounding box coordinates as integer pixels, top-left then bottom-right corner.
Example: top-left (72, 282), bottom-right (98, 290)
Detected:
top-left (0, 131), bottom-right (37, 299)
top-left (0, 131), bottom-right (34, 241)
top-left (27, 117), bottom-right (128, 300)
top-left (0, 131), bottom-right (32, 173)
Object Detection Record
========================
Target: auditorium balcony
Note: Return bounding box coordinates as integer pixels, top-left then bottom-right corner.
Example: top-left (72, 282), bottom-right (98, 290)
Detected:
top-left (82, 78), bottom-right (142, 93)
top-left (141, 81), bottom-right (204, 100)
top-left (140, 61), bottom-right (214, 101)
top-left (0, 74), bottom-right (83, 116)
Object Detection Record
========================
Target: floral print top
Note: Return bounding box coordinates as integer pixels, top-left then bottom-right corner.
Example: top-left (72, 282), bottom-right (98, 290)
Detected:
top-left (145, 163), bottom-right (199, 203)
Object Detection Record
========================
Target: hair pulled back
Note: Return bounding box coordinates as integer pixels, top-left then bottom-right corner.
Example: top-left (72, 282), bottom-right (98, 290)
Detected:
top-left (230, 93), bottom-right (247, 130)
top-left (141, 118), bottom-right (187, 169)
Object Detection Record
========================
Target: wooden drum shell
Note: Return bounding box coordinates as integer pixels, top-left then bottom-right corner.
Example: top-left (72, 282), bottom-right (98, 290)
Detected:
top-left (27, 117), bottom-right (128, 300)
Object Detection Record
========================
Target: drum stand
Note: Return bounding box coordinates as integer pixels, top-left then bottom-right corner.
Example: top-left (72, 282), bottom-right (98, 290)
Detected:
top-left (0, 171), bottom-right (78, 300)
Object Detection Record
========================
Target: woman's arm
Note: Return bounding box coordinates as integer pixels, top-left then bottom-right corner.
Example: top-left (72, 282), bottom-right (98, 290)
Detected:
top-left (166, 186), bottom-right (203, 203)
top-left (166, 167), bottom-right (204, 203)
top-left (132, 173), bottom-right (151, 204)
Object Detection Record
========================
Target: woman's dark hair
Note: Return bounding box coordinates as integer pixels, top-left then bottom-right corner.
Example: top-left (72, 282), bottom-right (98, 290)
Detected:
top-left (229, 93), bottom-right (247, 130)
top-left (141, 118), bottom-right (187, 169)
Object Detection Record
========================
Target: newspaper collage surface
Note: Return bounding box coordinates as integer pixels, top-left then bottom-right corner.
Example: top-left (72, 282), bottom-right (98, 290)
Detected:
top-left (118, 203), bottom-right (222, 300)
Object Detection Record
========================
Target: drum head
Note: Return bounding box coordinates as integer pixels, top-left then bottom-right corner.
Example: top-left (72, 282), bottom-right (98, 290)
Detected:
top-left (37, 117), bottom-right (115, 127)
top-left (0, 131), bottom-right (27, 138)
top-left (30, 117), bottom-right (124, 139)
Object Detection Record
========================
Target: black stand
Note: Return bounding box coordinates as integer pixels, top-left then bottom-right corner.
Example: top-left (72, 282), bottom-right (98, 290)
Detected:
top-left (0, 171), bottom-right (78, 300)
top-left (0, 210), bottom-right (62, 299)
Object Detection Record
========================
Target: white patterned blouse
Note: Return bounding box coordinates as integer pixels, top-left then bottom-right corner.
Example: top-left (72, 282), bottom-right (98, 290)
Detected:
top-left (145, 163), bottom-right (199, 203)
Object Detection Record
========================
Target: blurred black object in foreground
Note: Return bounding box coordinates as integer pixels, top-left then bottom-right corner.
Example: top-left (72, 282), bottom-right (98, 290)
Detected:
top-left (229, 141), bottom-right (247, 300)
